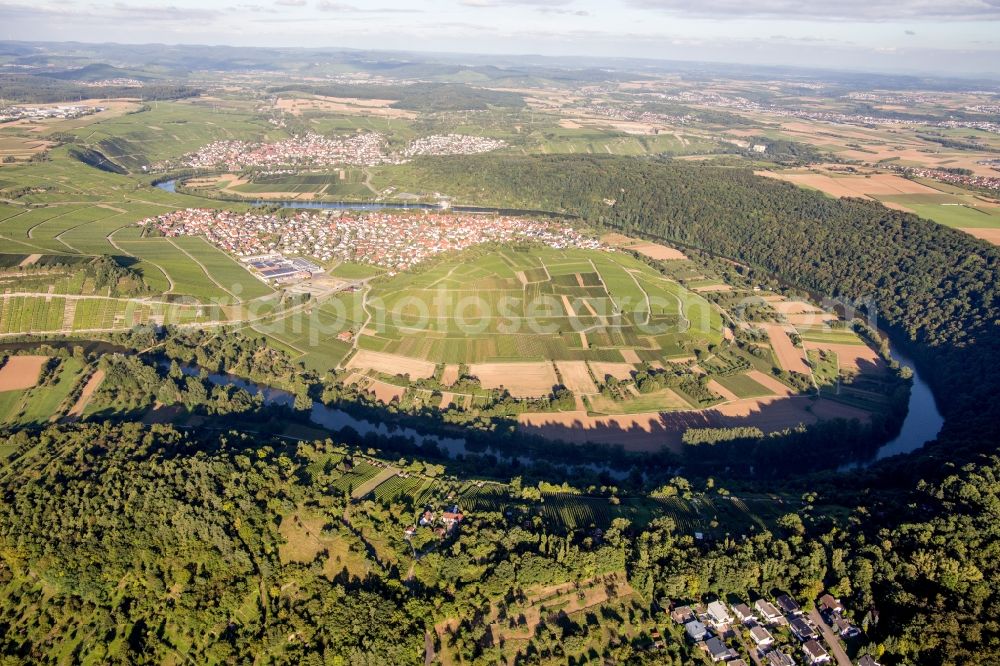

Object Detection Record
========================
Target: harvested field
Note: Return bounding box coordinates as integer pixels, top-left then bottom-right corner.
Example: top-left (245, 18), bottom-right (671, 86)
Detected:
top-left (745, 370), bottom-right (794, 396)
top-left (468, 362), bottom-right (558, 398)
top-left (588, 362), bottom-right (635, 382)
top-left (600, 233), bottom-right (686, 259)
top-left (276, 95), bottom-right (416, 119)
top-left (629, 242), bottom-right (687, 261)
top-left (772, 300), bottom-right (822, 314)
top-left (343, 373), bottom-right (406, 403)
top-left (962, 227), bottom-right (1000, 246)
top-left (367, 379), bottom-right (406, 403)
top-left (842, 174), bottom-right (940, 195)
top-left (710, 396), bottom-right (870, 427)
top-left (520, 394), bottom-right (871, 451)
top-left (184, 173), bottom-right (250, 196)
top-left (757, 171), bottom-right (940, 201)
top-left (761, 324), bottom-right (811, 375)
top-left (278, 513), bottom-right (329, 564)
top-left (707, 379), bottom-right (740, 403)
top-left (0, 137), bottom-right (57, 162)
top-left (555, 361), bottom-right (598, 395)
top-left (784, 312), bottom-right (838, 326)
top-left (440, 364), bottom-right (460, 386)
top-left (518, 410), bottom-right (684, 452)
top-left (18, 254), bottom-right (42, 267)
top-left (66, 369), bottom-right (105, 419)
top-left (0, 356), bottom-right (47, 392)
top-left (600, 233), bottom-right (637, 247)
top-left (346, 349), bottom-right (436, 380)
top-left (619, 349), bottom-right (641, 364)
top-left (439, 392), bottom-right (455, 409)
top-left (691, 284), bottom-right (732, 293)
top-left (803, 341), bottom-right (884, 374)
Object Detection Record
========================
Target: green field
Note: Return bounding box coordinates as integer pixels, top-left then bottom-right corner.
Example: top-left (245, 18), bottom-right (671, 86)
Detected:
top-left (530, 126), bottom-right (717, 157)
top-left (72, 101), bottom-right (285, 168)
top-left (0, 357), bottom-right (86, 426)
top-left (249, 246), bottom-right (725, 374)
top-left (587, 387), bottom-right (694, 414)
top-left (808, 349), bottom-right (840, 385)
top-left (329, 262), bottom-right (385, 280)
top-left (351, 246), bottom-right (722, 365)
top-left (876, 193), bottom-right (1000, 230)
top-left (796, 326), bottom-right (865, 345)
top-left (713, 372), bottom-right (773, 399)
top-left (169, 236), bottom-right (274, 301)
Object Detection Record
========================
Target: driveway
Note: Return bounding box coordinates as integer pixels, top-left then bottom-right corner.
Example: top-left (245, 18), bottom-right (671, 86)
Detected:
top-left (808, 608), bottom-right (853, 666)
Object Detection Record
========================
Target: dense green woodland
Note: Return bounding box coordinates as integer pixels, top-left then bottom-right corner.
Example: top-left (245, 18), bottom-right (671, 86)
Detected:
top-left (0, 423), bottom-right (997, 664)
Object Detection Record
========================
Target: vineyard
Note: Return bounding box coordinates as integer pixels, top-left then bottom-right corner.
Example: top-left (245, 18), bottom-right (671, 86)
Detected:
top-left (328, 460), bottom-right (383, 495)
top-left (371, 473), bottom-right (437, 506)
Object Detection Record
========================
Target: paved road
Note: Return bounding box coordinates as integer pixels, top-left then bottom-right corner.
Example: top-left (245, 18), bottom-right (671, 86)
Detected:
top-left (808, 608), bottom-right (852, 666)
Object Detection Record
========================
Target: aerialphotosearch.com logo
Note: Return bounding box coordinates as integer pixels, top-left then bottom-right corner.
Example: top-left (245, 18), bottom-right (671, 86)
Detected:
top-left (146, 280), bottom-right (882, 350)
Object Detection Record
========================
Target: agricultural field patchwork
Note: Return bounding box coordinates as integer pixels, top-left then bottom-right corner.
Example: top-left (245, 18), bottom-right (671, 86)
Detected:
top-left (353, 246), bottom-right (723, 368)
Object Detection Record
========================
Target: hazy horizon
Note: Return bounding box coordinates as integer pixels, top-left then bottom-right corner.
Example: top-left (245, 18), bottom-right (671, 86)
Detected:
top-left (2, 0), bottom-right (999, 79)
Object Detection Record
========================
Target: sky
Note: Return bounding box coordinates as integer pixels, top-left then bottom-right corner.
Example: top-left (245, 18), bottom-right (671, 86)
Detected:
top-left (2, 0), bottom-right (999, 78)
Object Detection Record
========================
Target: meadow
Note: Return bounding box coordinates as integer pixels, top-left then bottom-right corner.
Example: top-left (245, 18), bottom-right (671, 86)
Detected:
top-left (0, 356), bottom-right (86, 426)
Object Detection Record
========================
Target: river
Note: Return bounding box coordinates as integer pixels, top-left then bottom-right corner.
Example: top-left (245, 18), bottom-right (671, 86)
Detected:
top-left (180, 349), bottom-right (942, 473)
top-left (854, 342), bottom-right (943, 466)
top-left (4, 327), bottom-right (943, 473)
top-left (166, 364), bottom-right (626, 478)
top-left (153, 179), bottom-right (570, 217)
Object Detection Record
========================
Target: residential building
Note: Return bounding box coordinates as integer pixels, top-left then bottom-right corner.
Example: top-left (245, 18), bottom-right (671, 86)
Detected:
top-left (803, 639), bottom-right (831, 664)
top-left (441, 510), bottom-right (464, 528)
top-left (706, 600), bottom-right (733, 626)
top-left (704, 636), bottom-right (736, 662)
top-left (834, 616), bottom-right (861, 638)
top-left (790, 616), bottom-right (818, 642)
top-left (776, 594), bottom-right (802, 615)
top-left (671, 605), bottom-right (696, 625)
top-left (685, 620), bottom-right (710, 641)
top-left (755, 599), bottom-right (783, 624)
top-left (750, 625), bottom-right (775, 649)
top-left (818, 594), bottom-right (843, 615)
top-left (732, 603), bottom-right (755, 624)
top-left (767, 649), bottom-right (797, 666)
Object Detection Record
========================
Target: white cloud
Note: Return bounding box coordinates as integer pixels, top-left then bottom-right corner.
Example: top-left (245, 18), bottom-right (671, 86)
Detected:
top-left (626, 0), bottom-right (1000, 21)
top-left (460, 0), bottom-right (576, 7)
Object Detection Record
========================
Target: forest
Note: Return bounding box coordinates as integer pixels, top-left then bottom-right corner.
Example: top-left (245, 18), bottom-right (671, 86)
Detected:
top-left (0, 422), bottom-right (996, 664)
